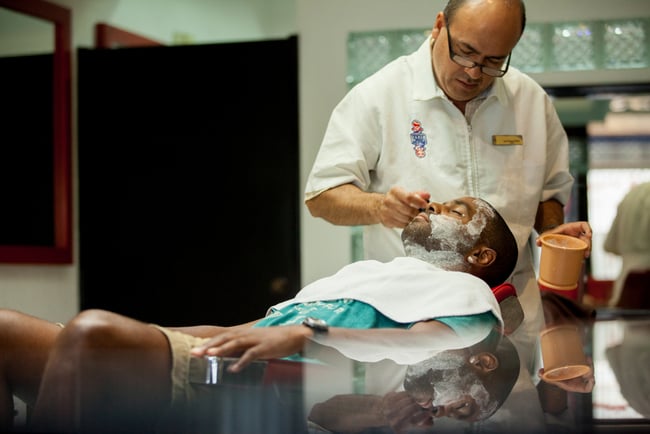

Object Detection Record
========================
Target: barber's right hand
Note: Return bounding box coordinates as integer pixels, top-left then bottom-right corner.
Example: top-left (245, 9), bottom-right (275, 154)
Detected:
top-left (379, 187), bottom-right (430, 229)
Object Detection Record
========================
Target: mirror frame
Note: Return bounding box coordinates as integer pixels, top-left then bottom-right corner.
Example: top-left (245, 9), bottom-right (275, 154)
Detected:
top-left (0, 0), bottom-right (72, 263)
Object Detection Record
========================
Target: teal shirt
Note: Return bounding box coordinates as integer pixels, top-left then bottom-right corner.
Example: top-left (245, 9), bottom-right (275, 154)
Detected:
top-left (254, 298), bottom-right (496, 362)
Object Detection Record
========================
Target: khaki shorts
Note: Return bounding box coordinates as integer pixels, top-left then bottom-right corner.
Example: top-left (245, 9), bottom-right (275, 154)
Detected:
top-left (152, 325), bottom-right (211, 411)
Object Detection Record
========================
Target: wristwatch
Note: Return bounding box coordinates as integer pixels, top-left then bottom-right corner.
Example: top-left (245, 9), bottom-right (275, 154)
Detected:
top-left (302, 317), bottom-right (329, 335)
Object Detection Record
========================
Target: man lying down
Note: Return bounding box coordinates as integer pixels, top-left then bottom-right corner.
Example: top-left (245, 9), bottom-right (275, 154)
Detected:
top-left (0, 196), bottom-right (521, 433)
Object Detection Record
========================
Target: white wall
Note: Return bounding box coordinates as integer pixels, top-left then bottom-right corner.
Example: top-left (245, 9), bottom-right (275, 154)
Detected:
top-left (1, 0), bottom-right (649, 322)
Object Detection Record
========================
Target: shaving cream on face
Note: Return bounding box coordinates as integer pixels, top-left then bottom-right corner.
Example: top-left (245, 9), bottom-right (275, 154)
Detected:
top-left (405, 351), bottom-right (497, 421)
top-left (404, 199), bottom-right (488, 269)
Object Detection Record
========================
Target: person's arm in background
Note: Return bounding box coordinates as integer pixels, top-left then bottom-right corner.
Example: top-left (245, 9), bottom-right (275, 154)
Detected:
top-left (534, 199), bottom-right (592, 258)
top-left (306, 184), bottom-right (430, 229)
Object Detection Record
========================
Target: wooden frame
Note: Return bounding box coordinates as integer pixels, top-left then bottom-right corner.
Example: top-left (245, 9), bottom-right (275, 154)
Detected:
top-left (0, 0), bottom-right (72, 263)
top-left (94, 22), bottom-right (163, 49)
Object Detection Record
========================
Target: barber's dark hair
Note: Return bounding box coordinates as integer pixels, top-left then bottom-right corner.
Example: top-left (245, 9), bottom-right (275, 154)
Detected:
top-left (444, 0), bottom-right (527, 36)
top-left (476, 199), bottom-right (518, 288)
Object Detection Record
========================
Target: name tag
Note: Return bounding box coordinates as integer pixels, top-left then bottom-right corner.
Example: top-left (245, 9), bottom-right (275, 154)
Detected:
top-left (492, 135), bottom-right (523, 146)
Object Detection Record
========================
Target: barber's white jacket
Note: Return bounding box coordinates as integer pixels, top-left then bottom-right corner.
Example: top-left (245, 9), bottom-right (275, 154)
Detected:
top-left (305, 37), bottom-right (574, 373)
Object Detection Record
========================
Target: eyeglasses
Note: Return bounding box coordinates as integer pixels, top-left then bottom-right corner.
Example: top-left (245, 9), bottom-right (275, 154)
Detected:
top-left (444, 19), bottom-right (511, 78)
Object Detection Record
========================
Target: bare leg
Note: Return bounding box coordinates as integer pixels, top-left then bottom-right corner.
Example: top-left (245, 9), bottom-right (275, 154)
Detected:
top-left (29, 309), bottom-right (174, 433)
top-left (0, 309), bottom-right (61, 432)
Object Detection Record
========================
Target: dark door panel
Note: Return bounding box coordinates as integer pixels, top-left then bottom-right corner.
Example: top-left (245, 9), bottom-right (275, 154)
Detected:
top-left (78, 37), bottom-right (299, 326)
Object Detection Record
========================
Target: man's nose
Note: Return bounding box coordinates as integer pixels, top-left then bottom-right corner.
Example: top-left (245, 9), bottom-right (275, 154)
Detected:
top-left (464, 65), bottom-right (483, 80)
top-left (431, 404), bottom-right (451, 418)
top-left (427, 202), bottom-right (444, 214)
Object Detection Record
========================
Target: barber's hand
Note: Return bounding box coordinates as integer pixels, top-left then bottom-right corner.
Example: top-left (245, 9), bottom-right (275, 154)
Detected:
top-left (538, 364), bottom-right (595, 394)
top-left (189, 325), bottom-right (309, 372)
top-left (381, 391), bottom-right (433, 434)
top-left (536, 221), bottom-right (592, 258)
top-left (379, 187), bottom-right (431, 229)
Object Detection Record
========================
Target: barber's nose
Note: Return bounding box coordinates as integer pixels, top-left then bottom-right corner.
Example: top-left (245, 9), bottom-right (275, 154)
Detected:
top-left (464, 65), bottom-right (483, 80)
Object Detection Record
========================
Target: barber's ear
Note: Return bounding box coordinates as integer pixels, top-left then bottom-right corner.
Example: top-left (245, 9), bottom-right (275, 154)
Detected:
top-left (469, 352), bottom-right (499, 372)
top-left (431, 12), bottom-right (445, 39)
top-left (467, 247), bottom-right (496, 267)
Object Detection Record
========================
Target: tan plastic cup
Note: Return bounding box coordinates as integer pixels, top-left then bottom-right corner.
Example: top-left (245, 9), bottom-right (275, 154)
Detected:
top-left (540, 324), bottom-right (591, 381)
top-left (538, 234), bottom-right (588, 287)
top-left (537, 278), bottom-right (578, 300)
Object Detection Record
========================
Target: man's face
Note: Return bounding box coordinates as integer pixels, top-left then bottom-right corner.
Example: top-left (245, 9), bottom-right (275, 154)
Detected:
top-left (430, 4), bottom-right (521, 105)
top-left (401, 197), bottom-right (491, 264)
top-left (404, 350), bottom-right (498, 422)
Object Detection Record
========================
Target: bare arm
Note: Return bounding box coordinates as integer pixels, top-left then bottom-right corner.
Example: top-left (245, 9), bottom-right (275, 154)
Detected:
top-left (167, 319), bottom-right (261, 338)
top-left (306, 183), bottom-right (430, 229)
top-left (534, 199), bottom-right (565, 234)
top-left (190, 320), bottom-right (457, 372)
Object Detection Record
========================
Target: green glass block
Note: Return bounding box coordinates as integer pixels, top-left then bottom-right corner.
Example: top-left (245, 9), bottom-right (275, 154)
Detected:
top-left (351, 225), bottom-right (364, 262)
top-left (604, 19), bottom-right (648, 69)
top-left (569, 137), bottom-right (588, 175)
top-left (398, 29), bottom-right (429, 56)
top-left (346, 33), bottom-right (392, 86)
top-left (551, 22), bottom-right (596, 71)
top-left (347, 29), bottom-right (429, 88)
top-left (512, 23), bottom-right (545, 72)
top-left (348, 16), bottom-right (648, 79)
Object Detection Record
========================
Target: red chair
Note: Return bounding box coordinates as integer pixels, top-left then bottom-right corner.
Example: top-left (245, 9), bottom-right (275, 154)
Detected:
top-left (616, 269), bottom-right (650, 309)
top-left (492, 282), bottom-right (524, 335)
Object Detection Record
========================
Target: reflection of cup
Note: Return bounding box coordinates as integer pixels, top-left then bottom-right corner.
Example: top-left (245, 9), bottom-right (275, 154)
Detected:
top-left (538, 279), bottom-right (578, 300)
top-left (540, 325), bottom-right (591, 381)
top-left (539, 234), bottom-right (588, 288)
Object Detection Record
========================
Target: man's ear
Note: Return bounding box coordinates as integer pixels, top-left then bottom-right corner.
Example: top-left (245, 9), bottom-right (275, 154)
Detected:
top-left (431, 12), bottom-right (445, 40)
top-left (469, 352), bottom-right (499, 372)
top-left (467, 246), bottom-right (496, 267)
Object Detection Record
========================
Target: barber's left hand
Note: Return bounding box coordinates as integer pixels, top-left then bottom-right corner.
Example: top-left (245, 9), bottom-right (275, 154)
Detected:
top-left (536, 221), bottom-right (592, 258)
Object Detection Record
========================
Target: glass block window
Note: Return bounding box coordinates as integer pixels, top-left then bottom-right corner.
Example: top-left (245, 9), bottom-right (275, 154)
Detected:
top-left (347, 29), bottom-right (428, 87)
top-left (604, 20), bottom-right (648, 69)
top-left (347, 18), bottom-right (650, 85)
top-left (512, 23), bottom-right (545, 72)
top-left (551, 22), bottom-right (596, 71)
top-left (346, 33), bottom-right (392, 87)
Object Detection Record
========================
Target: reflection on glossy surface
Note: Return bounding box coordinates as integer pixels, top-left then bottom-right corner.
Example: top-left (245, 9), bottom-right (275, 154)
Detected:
top-left (184, 310), bottom-right (650, 433)
top-left (593, 313), bottom-right (650, 420)
top-left (306, 329), bottom-right (520, 432)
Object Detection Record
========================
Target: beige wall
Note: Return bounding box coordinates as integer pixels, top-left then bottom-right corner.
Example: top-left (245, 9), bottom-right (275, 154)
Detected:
top-left (1, 0), bottom-right (649, 322)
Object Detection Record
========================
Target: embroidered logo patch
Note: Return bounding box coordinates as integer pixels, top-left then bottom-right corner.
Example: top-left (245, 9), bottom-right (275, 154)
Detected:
top-left (409, 119), bottom-right (427, 158)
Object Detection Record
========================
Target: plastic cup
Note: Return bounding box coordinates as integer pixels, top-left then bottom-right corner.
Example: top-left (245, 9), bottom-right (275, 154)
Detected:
top-left (539, 234), bottom-right (588, 288)
top-left (540, 324), bottom-right (591, 381)
top-left (538, 278), bottom-right (579, 300)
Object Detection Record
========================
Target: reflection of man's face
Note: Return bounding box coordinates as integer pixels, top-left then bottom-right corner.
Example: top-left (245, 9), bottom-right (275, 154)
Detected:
top-left (404, 351), bottom-right (497, 422)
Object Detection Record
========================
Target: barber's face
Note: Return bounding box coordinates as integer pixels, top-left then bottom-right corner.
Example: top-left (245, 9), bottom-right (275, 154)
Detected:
top-left (430, 7), bottom-right (520, 105)
top-left (404, 351), bottom-right (497, 422)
